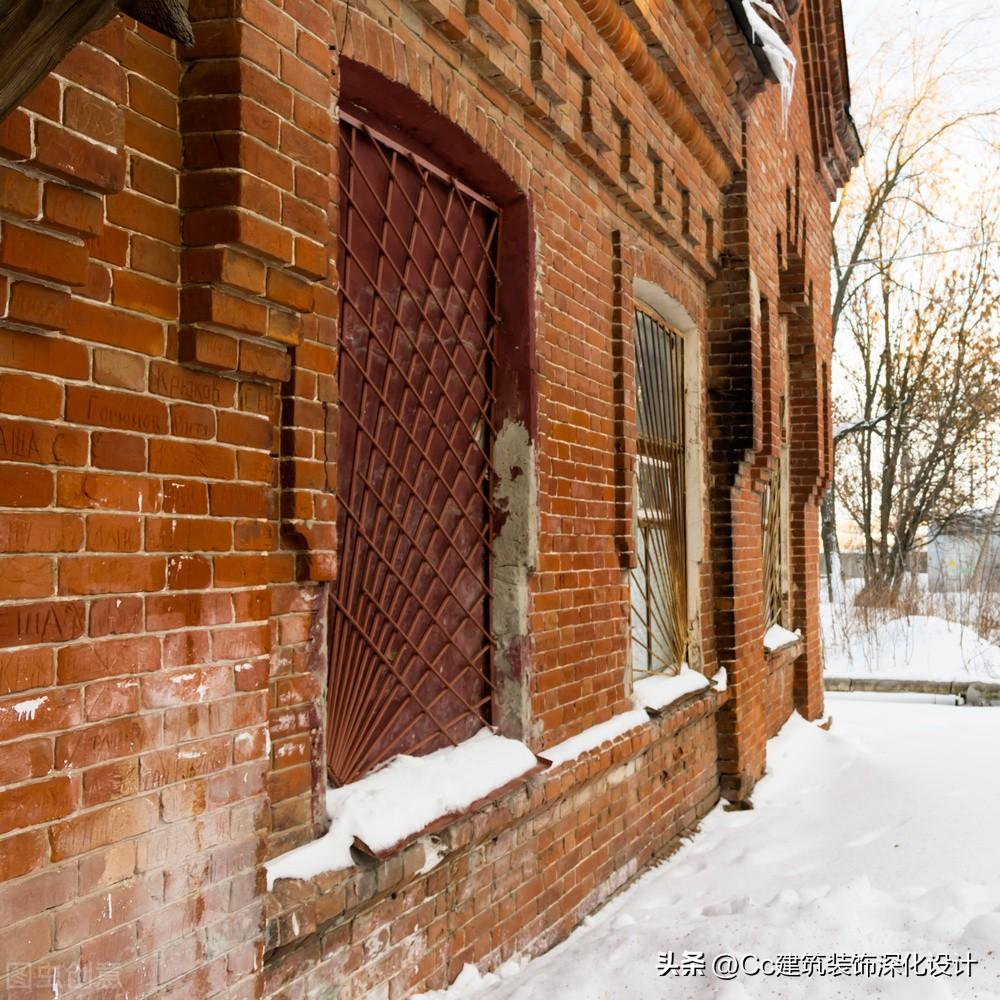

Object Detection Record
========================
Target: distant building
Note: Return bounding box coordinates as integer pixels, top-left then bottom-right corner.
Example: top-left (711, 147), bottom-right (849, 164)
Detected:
top-left (928, 509), bottom-right (1000, 592)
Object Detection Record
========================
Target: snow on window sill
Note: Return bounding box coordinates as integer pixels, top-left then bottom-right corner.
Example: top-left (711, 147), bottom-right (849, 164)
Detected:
top-left (763, 624), bottom-right (801, 653)
top-left (265, 729), bottom-right (541, 890)
top-left (631, 666), bottom-right (712, 716)
top-left (264, 693), bottom-right (722, 957)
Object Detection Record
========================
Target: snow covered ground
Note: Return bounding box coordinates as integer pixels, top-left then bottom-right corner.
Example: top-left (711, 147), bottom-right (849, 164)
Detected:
top-left (416, 699), bottom-right (1000, 999)
top-left (822, 578), bottom-right (1000, 682)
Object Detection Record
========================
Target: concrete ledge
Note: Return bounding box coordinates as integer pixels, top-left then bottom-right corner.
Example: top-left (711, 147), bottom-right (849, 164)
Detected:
top-left (825, 676), bottom-right (1000, 706)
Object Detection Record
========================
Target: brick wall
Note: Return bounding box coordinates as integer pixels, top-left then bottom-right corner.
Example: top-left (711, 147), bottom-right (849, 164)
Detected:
top-left (264, 693), bottom-right (721, 999)
top-left (0, 0), bottom-right (856, 996)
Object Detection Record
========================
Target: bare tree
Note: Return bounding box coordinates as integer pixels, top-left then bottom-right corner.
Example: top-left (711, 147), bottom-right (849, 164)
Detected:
top-left (834, 194), bottom-right (1000, 596)
top-left (824, 23), bottom-right (1000, 599)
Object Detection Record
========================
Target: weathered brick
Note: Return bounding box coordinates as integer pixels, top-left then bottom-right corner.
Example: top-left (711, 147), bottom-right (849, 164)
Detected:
top-left (0, 223), bottom-right (88, 285)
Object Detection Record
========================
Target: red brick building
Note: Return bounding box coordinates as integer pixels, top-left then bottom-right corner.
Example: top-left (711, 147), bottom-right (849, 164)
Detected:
top-left (0, 0), bottom-right (858, 996)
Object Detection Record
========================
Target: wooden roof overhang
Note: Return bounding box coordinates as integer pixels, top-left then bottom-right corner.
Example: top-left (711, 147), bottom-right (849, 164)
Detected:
top-left (0, 0), bottom-right (193, 122)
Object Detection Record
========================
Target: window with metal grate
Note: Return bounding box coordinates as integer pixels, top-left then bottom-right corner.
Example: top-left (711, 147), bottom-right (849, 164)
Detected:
top-left (630, 306), bottom-right (689, 676)
top-left (328, 111), bottom-right (501, 786)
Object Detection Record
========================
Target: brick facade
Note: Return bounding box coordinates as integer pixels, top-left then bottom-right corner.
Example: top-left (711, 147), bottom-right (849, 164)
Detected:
top-left (0, 0), bottom-right (858, 996)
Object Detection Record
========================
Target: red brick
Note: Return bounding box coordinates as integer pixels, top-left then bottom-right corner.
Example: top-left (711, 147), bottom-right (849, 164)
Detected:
top-left (77, 841), bottom-right (137, 894)
top-left (141, 665), bottom-right (232, 708)
top-left (124, 107), bottom-right (182, 168)
top-left (5, 282), bottom-right (72, 331)
top-left (129, 74), bottom-right (178, 128)
top-left (0, 417), bottom-right (87, 467)
top-left (89, 595), bottom-right (145, 638)
top-left (0, 556), bottom-right (55, 599)
top-left (177, 327), bottom-right (239, 372)
top-left (0, 465), bottom-right (54, 508)
top-left (170, 402), bottom-right (216, 441)
top-left (59, 555), bottom-right (166, 595)
top-left (0, 512), bottom-right (84, 553)
top-left (233, 519), bottom-right (276, 551)
top-left (49, 795), bottom-right (159, 861)
top-left (0, 776), bottom-right (75, 835)
top-left (145, 593), bottom-right (232, 631)
top-left (92, 431), bottom-right (146, 472)
top-left (55, 714), bottom-right (161, 769)
top-left (0, 110), bottom-right (31, 161)
top-left (69, 298), bottom-right (166, 355)
top-left (64, 85), bottom-right (124, 145)
top-left (58, 635), bottom-right (161, 684)
top-left (213, 554), bottom-right (279, 588)
top-left (0, 372), bottom-right (62, 419)
top-left (88, 221), bottom-right (129, 265)
top-left (112, 270), bottom-right (179, 319)
top-left (54, 872), bottom-right (162, 948)
top-left (66, 385), bottom-right (169, 434)
top-left (212, 624), bottom-right (270, 661)
top-left (0, 223), bottom-right (88, 285)
top-left (181, 246), bottom-right (265, 294)
top-left (181, 286), bottom-right (268, 336)
top-left (208, 482), bottom-right (271, 518)
top-left (93, 347), bottom-right (147, 391)
top-left (81, 259), bottom-right (113, 302)
top-left (157, 620), bottom-right (207, 666)
top-left (107, 190), bottom-right (180, 244)
top-left (0, 686), bottom-right (81, 737)
top-left (161, 479), bottom-right (208, 514)
top-left (55, 42), bottom-right (127, 103)
top-left (0, 830), bottom-right (46, 883)
top-left (131, 233), bottom-right (179, 279)
top-left (0, 328), bottom-right (89, 380)
top-left (85, 676), bottom-right (142, 722)
top-left (146, 517), bottom-right (233, 552)
top-left (167, 553), bottom-right (212, 589)
top-left (32, 122), bottom-right (126, 193)
top-left (86, 512), bottom-right (142, 552)
top-left (0, 165), bottom-right (39, 218)
top-left (238, 339), bottom-right (291, 382)
top-left (43, 184), bottom-right (105, 237)
top-left (149, 439), bottom-right (237, 480)
top-left (131, 156), bottom-right (177, 205)
top-left (56, 471), bottom-right (160, 512)
top-left (0, 600), bottom-right (85, 651)
top-left (217, 410), bottom-right (274, 450)
top-left (0, 647), bottom-right (54, 696)
top-left (19, 75), bottom-right (60, 119)
top-left (148, 359), bottom-right (236, 407)
top-left (0, 738), bottom-right (52, 785)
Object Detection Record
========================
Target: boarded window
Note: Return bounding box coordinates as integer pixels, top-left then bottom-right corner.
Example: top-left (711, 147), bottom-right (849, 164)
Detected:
top-left (328, 111), bottom-right (500, 785)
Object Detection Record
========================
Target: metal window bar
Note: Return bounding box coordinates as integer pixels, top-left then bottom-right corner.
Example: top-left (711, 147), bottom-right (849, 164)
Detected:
top-left (327, 111), bottom-right (500, 786)
top-left (762, 462), bottom-right (784, 630)
top-left (630, 307), bottom-right (688, 676)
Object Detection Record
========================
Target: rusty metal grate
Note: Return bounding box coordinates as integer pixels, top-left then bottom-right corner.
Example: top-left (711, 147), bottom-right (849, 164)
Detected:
top-left (328, 111), bottom-right (500, 786)
top-left (630, 307), bottom-right (688, 676)
top-left (762, 463), bottom-right (784, 630)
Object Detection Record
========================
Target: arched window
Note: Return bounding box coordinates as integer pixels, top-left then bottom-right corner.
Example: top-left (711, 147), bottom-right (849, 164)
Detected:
top-left (330, 111), bottom-right (500, 785)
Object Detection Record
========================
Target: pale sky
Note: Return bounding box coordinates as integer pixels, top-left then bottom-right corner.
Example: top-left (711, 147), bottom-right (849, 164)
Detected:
top-left (841, 0), bottom-right (1000, 115)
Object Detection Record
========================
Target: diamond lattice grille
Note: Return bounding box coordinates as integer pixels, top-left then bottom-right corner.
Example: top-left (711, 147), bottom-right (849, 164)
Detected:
top-left (328, 112), bottom-right (500, 786)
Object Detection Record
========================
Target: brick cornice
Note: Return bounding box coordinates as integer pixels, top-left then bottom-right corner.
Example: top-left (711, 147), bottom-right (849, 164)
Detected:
top-left (575, 0), bottom-right (733, 188)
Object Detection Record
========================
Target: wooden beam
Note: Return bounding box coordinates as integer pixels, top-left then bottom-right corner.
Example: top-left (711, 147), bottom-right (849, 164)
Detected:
top-left (0, 0), bottom-right (193, 124)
